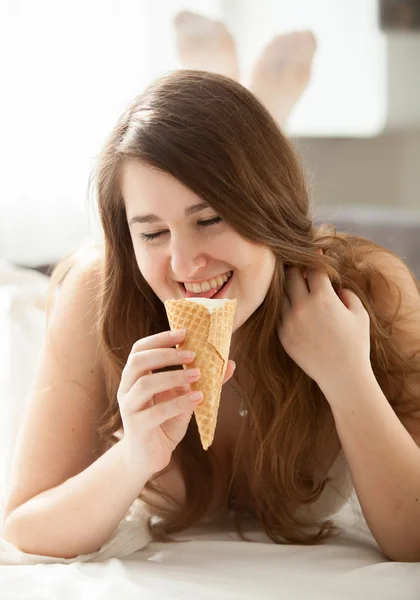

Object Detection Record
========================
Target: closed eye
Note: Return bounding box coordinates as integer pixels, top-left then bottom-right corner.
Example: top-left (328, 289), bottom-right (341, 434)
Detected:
top-left (139, 216), bottom-right (223, 242)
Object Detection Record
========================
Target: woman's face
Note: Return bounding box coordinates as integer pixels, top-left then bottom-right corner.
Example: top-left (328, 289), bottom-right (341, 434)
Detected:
top-left (121, 160), bottom-right (276, 331)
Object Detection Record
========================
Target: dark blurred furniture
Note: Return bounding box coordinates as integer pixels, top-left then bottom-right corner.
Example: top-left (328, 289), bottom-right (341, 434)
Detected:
top-left (380, 0), bottom-right (420, 31)
top-left (315, 206), bottom-right (420, 279)
top-left (31, 264), bottom-right (55, 276)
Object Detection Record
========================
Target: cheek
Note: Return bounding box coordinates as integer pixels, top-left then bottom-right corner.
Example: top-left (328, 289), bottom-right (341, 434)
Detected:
top-left (239, 248), bottom-right (276, 298)
top-left (134, 247), bottom-right (163, 285)
top-left (237, 243), bottom-right (275, 275)
top-left (222, 236), bottom-right (252, 267)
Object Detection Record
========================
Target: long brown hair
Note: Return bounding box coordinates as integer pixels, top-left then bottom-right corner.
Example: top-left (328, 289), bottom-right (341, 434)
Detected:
top-left (50, 70), bottom-right (420, 545)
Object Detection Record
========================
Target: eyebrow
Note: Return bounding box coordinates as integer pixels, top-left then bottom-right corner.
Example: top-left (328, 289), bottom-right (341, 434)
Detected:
top-left (128, 202), bottom-right (210, 226)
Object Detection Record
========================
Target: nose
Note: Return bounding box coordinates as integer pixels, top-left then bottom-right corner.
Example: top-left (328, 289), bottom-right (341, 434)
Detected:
top-left (170, 232), bottom-right (208, 281)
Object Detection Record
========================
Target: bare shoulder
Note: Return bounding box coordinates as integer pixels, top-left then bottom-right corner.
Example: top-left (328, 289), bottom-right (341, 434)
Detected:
top-left (4, 244), bottom-right (108, 518)
top-left (45, 243), bottom-right (106, 387)
top-left (47, 243), bottom-right (104, 334)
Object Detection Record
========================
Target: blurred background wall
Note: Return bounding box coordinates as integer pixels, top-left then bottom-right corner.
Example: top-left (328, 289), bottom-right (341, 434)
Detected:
top-left (1, 0), bottom-right (419, 267)
top-left (297, 133), bottom-right (420, 209)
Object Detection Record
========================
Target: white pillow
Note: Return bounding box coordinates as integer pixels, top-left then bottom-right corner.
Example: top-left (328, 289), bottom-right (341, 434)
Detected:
top-left (0, 260), bottom-right (49, 529)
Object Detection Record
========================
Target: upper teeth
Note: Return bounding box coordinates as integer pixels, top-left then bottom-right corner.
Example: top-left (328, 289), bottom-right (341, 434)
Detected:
top-left (184, 271), bottom-right (232, 293)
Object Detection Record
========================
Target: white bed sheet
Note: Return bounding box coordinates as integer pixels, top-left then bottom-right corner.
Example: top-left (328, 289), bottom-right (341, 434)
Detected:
top-left (1, 259), bottom-right (420, 599)
top-left (1, 505), bottom-right (420, 600)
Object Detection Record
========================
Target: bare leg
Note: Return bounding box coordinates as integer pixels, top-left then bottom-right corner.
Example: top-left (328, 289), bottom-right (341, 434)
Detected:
top-left (173, 10), bottom-right (240, 81)
top-left (250, 31), bottom-right (317, 127)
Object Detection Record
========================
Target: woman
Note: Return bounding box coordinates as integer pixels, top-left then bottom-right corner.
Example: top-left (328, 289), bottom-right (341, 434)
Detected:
top-left (3, 70), bottom-right (420, 562)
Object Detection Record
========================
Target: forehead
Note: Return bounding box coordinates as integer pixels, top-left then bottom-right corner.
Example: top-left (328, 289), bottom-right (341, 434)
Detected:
top-left (120, 160), bottom-right (200, 215)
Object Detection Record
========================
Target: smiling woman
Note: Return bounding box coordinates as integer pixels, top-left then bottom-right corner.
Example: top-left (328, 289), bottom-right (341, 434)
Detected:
top-left (4, 69), bottom-right (420, 562)
top-left (120, 158), bottom-right (275, 331)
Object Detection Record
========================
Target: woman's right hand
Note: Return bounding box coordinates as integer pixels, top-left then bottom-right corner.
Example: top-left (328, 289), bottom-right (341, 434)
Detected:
top-left (117, 329), bottom-right (203, 476)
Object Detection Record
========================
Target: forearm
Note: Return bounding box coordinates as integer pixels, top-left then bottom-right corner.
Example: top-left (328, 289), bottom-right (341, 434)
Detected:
top-left (3, 441), bottom-right (154, 559)
top-left (323, 368), bottom-right (420, 562)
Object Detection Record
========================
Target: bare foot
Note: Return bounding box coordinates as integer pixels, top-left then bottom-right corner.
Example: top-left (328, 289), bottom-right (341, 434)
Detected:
top-left (250, 31), bottom-right (317, 127)
top-left (173, 10), bottom-right (240, 81)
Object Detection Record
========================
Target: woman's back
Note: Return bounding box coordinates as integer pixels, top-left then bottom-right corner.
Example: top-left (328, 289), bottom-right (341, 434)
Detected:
top-left (4, 253), bottom-right (107, 520)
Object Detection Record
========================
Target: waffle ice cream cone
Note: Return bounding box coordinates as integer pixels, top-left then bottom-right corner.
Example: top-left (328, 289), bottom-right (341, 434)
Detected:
top-left (164, 297), bottom-right (237, 450)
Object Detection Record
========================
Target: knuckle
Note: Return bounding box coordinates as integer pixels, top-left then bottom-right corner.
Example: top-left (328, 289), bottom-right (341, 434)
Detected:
top-left (162, 347), bottom-right (174, 362)
top-left (122, 395), bottom-right (135, 414)
top-left (292, 304), bottom-right (306, 323)
top-left (174, 371), bottom-right (186, 385)
top-left (128, 351), bottom-right (141, 367)
top-left (155, 402), bottom-right (168, 420)
top-left (318, 293), bottom-right (333, 310)
top-left (159, 330), bottom-right (169, 342)
top-left (131, 339), bottom-right (144, 354)
top-left (135, 374), bottom-right (148, 395)
top-left (176, 396), bottom-right (185, 410)
top-left (165, 371), bottom-right (182, 388)
top-left (118, 390), bottom-right (132, 414)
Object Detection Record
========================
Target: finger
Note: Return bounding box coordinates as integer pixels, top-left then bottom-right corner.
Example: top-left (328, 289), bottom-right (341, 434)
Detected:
top-left (222, 360), bottom-right (236, 384)
top-left (121, 347), bottom-right (196, 394)
top-left (140, 390), bottom-right (204, 430)
top-left (338, 288), bottom-right (366, 314)
top-left (130, 329), bottom-right (187, 356)
top-left (153, 383), bottom-right (192, 405)
top-left (124, 368), bottom-right (201, 413)
top-left (305, 267), bottom-right (334, 295)
top-left (285, 267), bottom-right (309, 304)
top-left (174, 384), bottom-right (191, 395)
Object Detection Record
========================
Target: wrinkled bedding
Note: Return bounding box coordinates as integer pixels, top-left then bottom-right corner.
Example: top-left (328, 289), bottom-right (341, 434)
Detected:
top-left (1, 258), bottom-right (420, 599)
top-left (2, 505), bottom-right (420, 600)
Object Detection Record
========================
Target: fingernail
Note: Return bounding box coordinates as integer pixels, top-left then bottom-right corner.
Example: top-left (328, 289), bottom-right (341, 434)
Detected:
top-left (231, 361), bottom-right (236, 370)
top-left (170, 328), bottom-right (186, 338)
top-left (185, 368), bottom-right (201, 381)
top-left (189, 391), bottom-right (203, 403)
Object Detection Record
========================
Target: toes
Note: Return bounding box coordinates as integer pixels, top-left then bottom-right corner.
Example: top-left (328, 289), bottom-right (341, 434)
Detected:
top-left (174, 10), bottom-right (218, 37)
top-left (261, 30), bottom-right (317, 65)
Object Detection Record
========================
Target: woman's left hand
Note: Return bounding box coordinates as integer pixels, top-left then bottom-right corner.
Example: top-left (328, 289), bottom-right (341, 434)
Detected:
top-left (277, 263), bottom-right (372, 394)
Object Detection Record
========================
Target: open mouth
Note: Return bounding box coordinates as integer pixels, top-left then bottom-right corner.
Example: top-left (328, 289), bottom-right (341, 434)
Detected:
top-left (178, 271), bottom-right (233, 299)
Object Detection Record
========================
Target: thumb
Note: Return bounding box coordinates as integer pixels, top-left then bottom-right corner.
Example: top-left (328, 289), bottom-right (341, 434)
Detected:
top-left (222, 360), bottom-right (236, 384)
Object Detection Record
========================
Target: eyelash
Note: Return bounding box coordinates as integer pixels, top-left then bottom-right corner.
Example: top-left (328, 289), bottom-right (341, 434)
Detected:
top-left (139, 217), bottom-right (223, 242)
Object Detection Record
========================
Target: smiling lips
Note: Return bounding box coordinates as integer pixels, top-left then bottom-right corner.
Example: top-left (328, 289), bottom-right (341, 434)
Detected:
top-left (179, 270), bottom-right (233, 299)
